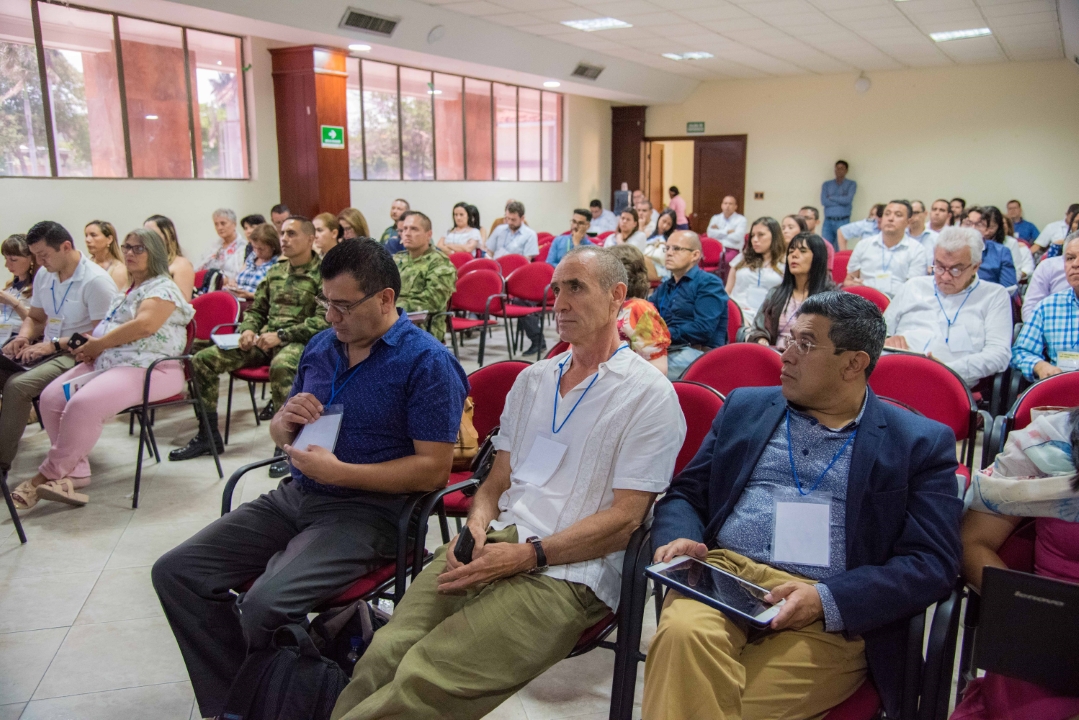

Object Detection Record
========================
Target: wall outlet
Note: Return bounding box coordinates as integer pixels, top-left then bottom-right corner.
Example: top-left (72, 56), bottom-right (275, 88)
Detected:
top-left (754, 191), bottom-right (764, 200)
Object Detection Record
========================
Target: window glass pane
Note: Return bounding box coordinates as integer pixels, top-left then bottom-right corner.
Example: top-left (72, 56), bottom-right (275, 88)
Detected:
top-left (362, 60), bottom-right (399, 180)
top-left (464, 78), bottom-right (491, 181)
top-left (186, 29), bottom-right (246, 179)
top-left (542, 91), bottom-right (561, 182)
top-left (432, 73), bottom-right (462, 181)
top-left (38, 3), bottom-right (124, 177)
top-left (493, 83), bottom-right (516, 181)
top-left (346, 58), bottom-right (362, 180)
top-left (399, 67), bottom-right (432, 181)
top-left (118, 17), bottom-right (192, 178)
top-left (0, 0), bottom-right (50, 176)
top-left (518, 87), bottom-right (540, 182)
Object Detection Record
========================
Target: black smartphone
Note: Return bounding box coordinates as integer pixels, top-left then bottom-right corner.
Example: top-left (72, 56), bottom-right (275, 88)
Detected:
top-left (67, 332), bottom-right (89, 350)
top-left (454, 526), bottom-right (475, 565)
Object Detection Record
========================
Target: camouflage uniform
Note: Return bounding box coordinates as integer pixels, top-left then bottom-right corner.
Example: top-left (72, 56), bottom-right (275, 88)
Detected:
top-left (192, 255), bottom-right (327, 413)
top-left (394, 248), bottom-right (457, 341)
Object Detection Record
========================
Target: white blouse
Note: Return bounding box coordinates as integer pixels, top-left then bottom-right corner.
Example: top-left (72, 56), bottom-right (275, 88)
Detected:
top-left (444, 227), bottom-right (482, 251)
top-left (603, 231), bottom-right (647, 251)
top-left (93, 275), bottom-right (195, 371)
top-left (729, 255), bottom-right (784, 324)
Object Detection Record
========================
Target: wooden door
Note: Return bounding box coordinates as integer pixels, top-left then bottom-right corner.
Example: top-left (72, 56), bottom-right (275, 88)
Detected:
top-left (692, 136), bottom-right (747, 236)
top-left (611, 106), bottom-right (646, 208)
top-left (648, 143), bottom-right (664, 212)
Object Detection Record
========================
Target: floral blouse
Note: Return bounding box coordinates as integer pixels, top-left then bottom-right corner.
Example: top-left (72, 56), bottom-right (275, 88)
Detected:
top-left (93, 275), bottom-right (195, 371)
top-left (617, 298), bottom-right (671, 361)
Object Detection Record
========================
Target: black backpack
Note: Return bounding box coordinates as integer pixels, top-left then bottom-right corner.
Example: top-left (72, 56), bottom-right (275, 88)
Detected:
top-left (309, 600), bottom-right (390, 677)
top-left (219, 624), bottom-right (349, 720)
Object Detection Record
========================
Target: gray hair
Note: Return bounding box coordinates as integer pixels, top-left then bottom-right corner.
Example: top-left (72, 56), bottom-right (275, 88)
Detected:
top-left (124, 228), bottom-right (172, 280)
top-left (935, 226), bottom-right (983, 263)
top-left (1066, 230), bottom-right (1079, 245)
top-left (212, 208), bottom-right (237, 224)
top-left (563, 245), bottom-right (628, 290)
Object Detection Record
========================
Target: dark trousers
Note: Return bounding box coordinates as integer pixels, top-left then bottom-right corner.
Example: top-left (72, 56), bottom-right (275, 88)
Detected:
top-left (152, 480), bottom-right (398, 718)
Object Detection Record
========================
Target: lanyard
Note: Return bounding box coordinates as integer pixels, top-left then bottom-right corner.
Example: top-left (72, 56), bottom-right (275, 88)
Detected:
top-left (934, 281), bottom-right (977, 342)
top-left (329, 353), bottom-right (364, 406)
top-left (756, 269), bottom-right (762, 287)
top-left (785, 408), bottom-right (858, 496)
top-left (50, 280), bottom-right (74, 317)
top-left (552, 344), bottom-right (628, 434)
top-left (879, 242), bottom-right (897, 273)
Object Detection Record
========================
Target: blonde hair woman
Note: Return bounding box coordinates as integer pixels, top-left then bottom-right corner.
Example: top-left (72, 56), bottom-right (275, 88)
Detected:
top-left (336, 208), bottom-right (370, 240)
top-left (144, 214), bottom-right (196, 299)
top-left (84, 220), bottom-right (128, 289)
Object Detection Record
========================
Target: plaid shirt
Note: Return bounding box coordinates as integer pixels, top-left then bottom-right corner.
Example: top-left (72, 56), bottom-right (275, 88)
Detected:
top-left (1012, 288), bottom-right (1079, 380)
top-left (235, 253), bottom-right (278, 293)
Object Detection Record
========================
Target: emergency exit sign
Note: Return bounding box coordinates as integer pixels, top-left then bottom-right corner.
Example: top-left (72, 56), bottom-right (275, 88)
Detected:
top-left (686, 122), bottom-right (705, 134)
top-left (321, 125), bottom-right (345, 148)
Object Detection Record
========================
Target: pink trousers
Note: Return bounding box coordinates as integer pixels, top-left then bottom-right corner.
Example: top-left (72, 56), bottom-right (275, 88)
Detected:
top-left (38, 362), bottom-right (186, 485)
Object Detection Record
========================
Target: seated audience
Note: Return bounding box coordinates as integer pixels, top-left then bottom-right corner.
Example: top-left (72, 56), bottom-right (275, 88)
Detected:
top-left (781, 214), bottom-right (808, 246)
top-left (907, 200), bottom-right (938, 256)
top-left (837, 204), bottom-right (883, 250)
top-left (379, 199), bottom-right (410, 251)
top-left (169, 216), bottom-right (326, 476)
top-left (1005, 199), bottom-right (1039, 244)
top-left (331, 245), bottom-right (684, 720)
top-left (154, 239), bottom-right (467, 720)
top-left (1012, 235), bottom-right (1079, 381)
top-left (395, 211), bottom-right (456, 341)
top-left (604, 208), bottom-right (647, 250)
top-left (928, 198), bottom-right (952, 233)
top-left (644, 209), bottom-right (677, 281)
top-left (955, 408), bottom-right (1079, 720)
top-left (608, 244), bottom-right (671, 374)
top-left (844, 200), bottom-right (928, 297)
top-left (3, 221), bottom-right (117, 508)
top-left (1001, 216), bottom-right (1035, 281)
top-left (668, 186), bottom-right (689, 230)
top-left (240, 214), bottom-right (266, 242)
top-left (546, 209), bottom-right (593, 267)
top-left (488, 201), bottom-right (543, 354)
top-left (227, 223), bottom-right (280, 300)
top-left (637, 198), bottom-right (658, 238)
top-left (651, 230), bottom-right (729, 379)
top-left (0, 234), bottom-right (38, 336)
top-left (951, 198), bottom-right (967, 226)
top-left (313, 212), bottom-right (343, 257)
top-left (16, 228), bottom-right (194, 509)
top-left (197, 209), bottom-right (248, 282)
top-left (269, 204), bottom-right (290, 232)
top-left (644, 291), bottom-right (962, 720)
top-left (963, 206), bottom-right (1017, 288)
top-left (883, 227), bottom-right (1011, 387)
top-left (338, 207), bottom-right (371, 242)
top-left (747, 232), bottom-right (835, 348)
top-left (725, 217), bottom-right (786, 325)
top-left (588, 198), bottom-right (618, 235)
top-left (798, 206), bottom-right (820, 234)
top-left (1033, 203), bottom-right (1078, 252)
top-left (706, 196), bottom-right (748, 251)
top-left (436, 202), bottom-right (483, 256)
top-left (1021, 235), bottom-right (1072, 322)
top-left (144, 215), bottom-right (196, 299)
top-left (84, 220), bottom-right (127, 289)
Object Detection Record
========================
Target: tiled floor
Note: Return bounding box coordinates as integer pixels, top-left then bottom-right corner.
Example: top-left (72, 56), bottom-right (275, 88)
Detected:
top-left (0, 323), bottom-right (654, 719)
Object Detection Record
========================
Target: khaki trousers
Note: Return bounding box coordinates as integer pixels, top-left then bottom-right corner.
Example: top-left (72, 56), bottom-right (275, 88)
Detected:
top-left (643, 549), bottom-right (867, 720)
top-left (331, 526), bottom-right (610, 720)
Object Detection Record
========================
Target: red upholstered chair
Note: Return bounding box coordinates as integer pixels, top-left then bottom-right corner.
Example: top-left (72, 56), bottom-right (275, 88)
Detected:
top-left (682, 343), bottom-right (783, 397)
top-left (832, 250), bottom-right (853, 284)
top-left (699, 236), bottom-right (722, 273)
top-left (536, 232), bottom-right (555, 245)
top-left (429, 269), bottom-right (509, 367)
top-left (727, 299), bottom-right (743, 344)
top-left (671, 381), bottom-right (724, 476)
top-left (545, 341), bottom-right (570, 359)
top-left (501, 263), bottom-right (556, 359)
top-left (535, 242), bottom-right (553, 263)
top-left (984, 371), bottom-right (1079, 467)
top-left (843, 285), bottom-right (890, 312)
top-left (191, 291), bottom-right (240, 341)
top-left (496, 253), bottom-right (529, 276)
top-left (597, 231), bottom-right (614, 243)
top-left (193, 269), bottom-right (207, 290)
top-left (449, 252), bottom-right (473, 269)
top-left (457, 257), bottom-right (501, 278)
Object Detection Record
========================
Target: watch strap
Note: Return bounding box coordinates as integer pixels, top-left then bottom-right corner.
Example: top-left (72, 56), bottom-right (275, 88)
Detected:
top-left (526, 536), bottom-right (548, 573)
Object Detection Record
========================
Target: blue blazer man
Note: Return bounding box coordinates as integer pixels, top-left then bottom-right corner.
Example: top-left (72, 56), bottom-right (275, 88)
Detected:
top-left (652, 386), bottom-right (962, 718)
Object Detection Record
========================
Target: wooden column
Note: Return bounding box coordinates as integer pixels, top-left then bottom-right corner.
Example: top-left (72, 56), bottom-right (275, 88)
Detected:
top-left (610, 106), bottom-right (646, 207)
top-left (270, 46), bottom-right (350, 219)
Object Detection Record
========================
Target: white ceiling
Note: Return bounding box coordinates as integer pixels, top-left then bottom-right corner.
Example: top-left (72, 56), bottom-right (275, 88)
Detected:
top-left (417, 0), bottom-right (1065, 79)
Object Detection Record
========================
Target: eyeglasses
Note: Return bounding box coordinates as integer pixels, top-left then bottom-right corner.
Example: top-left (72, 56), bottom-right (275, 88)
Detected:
top-left (933, 263), bottom-right (971, 278)
top-left (665, 245), bottom-right (694, 254)
top-left (780, 334), bottom-right (847, 356)
top-left (120, 244), bottom-right (146, 255)
top-left (316, 291), bottom-right (381, 315)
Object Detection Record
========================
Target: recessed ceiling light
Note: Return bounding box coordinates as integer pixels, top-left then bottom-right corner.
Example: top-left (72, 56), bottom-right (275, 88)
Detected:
top-left (561, 17), bottom-right (632, 32)
top-left (930, 28), bottom-right (991, 42)
top-left (145, 115), bottom-right (158, 120)
top-left (662, 51), bottom-right (714, 61)
top-left (543, 81), bottom-right (561, 88)
top-left (348, 43), bottom-right (371, 52)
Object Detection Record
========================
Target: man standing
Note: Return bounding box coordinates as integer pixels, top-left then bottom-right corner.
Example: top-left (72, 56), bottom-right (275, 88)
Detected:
top-left (588, 200), bottom-right (618, 235)
top-left (844, 200), bottom-right (928, 297)
top-left (706, 196), bottom-right (748, 252)
top-left (394, 211), bottom-right (456, 341)
top-left (380, 198), bottom-right (411, 251)
top-left (198, 209), bottom-right (249, 282)
top-left (1034, 203), bottom-right (1079, 254)
top-left (1006, 200), bottom-right (1039, 243)
top-left (928, 198), bottom-right (952, 233)
top-left (651, 230), bottom-right (729, 379)
top-left (170, 216), bottom-right (326, 475)
top-left (907, 200), bottom-right (938, 255)
top-left (820, 160), bottom-right (857, 247)
top-left (546, 209), bottom-right (593, 267)
top-left (1012, 234), bottom-right (1079, 381)
top-left (798, 206), bottom-right (820, 234)
top-left (270, 204), bottom-right (291, 232)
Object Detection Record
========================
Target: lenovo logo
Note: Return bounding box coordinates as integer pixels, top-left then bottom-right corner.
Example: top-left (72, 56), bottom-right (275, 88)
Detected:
top-left (1014, 590), bottom-right (1065, 607)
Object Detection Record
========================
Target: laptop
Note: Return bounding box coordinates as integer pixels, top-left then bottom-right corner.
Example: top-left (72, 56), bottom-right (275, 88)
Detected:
top-left (0, 350), bottom-right (59, 374)
top-left (973, 566), bottom-right (1079, 695)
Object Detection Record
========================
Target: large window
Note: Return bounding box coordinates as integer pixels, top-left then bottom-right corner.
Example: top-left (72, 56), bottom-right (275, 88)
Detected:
top-left (0, 0), bottom-right (248, 179)
top-left (346, 58), bottom-right (561, 182)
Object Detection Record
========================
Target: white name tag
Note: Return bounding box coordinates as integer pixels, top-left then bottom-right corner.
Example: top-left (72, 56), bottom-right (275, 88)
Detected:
top-left (0, 320), bottom-right (19, 344)
top-left (46, 316), bottom-right (63, 340)
top-left (514, 436), bottom-right (567, 487)
top-left (946, 325), bottom-right (975, 354)
top-left (1058, 351), bottom-right (1079, 372)
top-left (292, 404), bottom-right (343, 452)
top-left (773, 498), bottom-right (831, 567)
top-left (865, 272), bottom-right (893, 293)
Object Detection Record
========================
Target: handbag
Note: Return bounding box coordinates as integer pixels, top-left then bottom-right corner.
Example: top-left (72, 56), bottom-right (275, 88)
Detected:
top-left (452, 397), bottom-right (479, 471)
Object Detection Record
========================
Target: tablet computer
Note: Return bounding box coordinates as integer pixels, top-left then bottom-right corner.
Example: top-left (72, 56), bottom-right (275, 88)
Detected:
top-left (0, 349), bottom-right (57, 374)
top-left (647, 556), bottom-right (784, 627)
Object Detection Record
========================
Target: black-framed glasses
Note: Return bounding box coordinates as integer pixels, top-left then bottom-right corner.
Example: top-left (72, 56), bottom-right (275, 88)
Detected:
top-left (780, 334), bottom-right (847, 356)
top-left (933, 263), bottom-right (971, 278)
top-left (120, 244), bottom-right (146, 255)
top-left (316, 291), bottom-right (381, 315)
top-left (665, 245), bottom-right (694, 254)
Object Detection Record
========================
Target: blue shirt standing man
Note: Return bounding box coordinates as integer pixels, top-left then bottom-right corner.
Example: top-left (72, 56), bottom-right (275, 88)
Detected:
top-left (651, 230), bottom-right (729, 379)
top-left (821, 160), bottom-right (857, 248)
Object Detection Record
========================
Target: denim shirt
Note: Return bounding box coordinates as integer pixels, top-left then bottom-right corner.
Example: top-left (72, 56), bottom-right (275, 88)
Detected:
top-left (650, 265), bottom-right (729, 348)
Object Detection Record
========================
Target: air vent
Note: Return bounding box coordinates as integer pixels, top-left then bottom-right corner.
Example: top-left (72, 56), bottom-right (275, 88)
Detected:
top-left (571, 62), bottom-right (604, 80)
top-left (340, 8), bottom-right (399, 37)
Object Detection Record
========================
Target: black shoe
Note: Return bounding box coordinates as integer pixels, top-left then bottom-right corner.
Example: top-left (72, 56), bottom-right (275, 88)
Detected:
top-left (521, 341), bottom-right (547, 357)
top-left (258, 401), bottom-right (275, 421)
top-left (268, 459), bottom-right (290, 478)
top-left (168, 414), bottom-right (223, 462)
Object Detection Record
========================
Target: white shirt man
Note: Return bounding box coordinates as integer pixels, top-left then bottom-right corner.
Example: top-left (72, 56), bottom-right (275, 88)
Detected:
top-left (31, 251), bottom-right (117, 339)
top-left (487, 210), bottom-right (539, 259)
top-left (706, 196), bottom-right (747, 251)
top-left (927, 199), bottom-right (951, 234)
top-left (907, 200), bottom-right (938, 256)
top-left (1034, 207), bottom-right (1076, 249)
top-left (884, 227), bottom-right (1011, 387)
top-left (845, 201), bottom-right (929, 297)
top-left (1003, 236), bottom-right (1035, 280)
top-left (589, 203), bottom-right (619, 235)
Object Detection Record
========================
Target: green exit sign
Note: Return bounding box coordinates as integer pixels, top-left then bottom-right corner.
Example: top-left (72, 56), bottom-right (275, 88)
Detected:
top-left (686, 121), bottom-right (705, 134)
top-left (321, 125), bottom-right (345, 149)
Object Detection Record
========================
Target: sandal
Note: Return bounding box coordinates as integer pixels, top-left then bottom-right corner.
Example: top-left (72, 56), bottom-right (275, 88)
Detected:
top-left (35, 478), bottom-right (89, 507)
top-left (10, 480), bottom-right (38, 510)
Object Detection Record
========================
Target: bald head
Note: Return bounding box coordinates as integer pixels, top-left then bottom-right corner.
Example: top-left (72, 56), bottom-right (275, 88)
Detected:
top-left (664, 230), bottom-right (702, 277)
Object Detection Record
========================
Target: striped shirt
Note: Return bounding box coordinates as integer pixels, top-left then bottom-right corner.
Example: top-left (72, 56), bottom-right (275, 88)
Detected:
top-left (1012, 288), bottom-right (1079, 380)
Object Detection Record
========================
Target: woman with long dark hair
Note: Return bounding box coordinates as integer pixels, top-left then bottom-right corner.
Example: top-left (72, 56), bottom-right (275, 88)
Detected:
top-left (0, 234), bottom-right (38, 335)
top-left (726, 217), bottom-right (785, 325)
top-left (437, 202), bottom-right (483, 255)
top-left (746, 232), bottom-right (835, 348)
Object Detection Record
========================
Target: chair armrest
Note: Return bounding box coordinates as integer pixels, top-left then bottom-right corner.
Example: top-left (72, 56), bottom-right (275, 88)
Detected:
top-left (221, 457), bottom-right (279, 515)
top-left (411, 477), bottom-right (481, 578)
top-left (394, 491), bottom-right (435, 602)
top-left (210, 322), bottom-right (242, 336)
top-left (902, 604), bottom-right (926, 720)
top-left (922, 585), bottom-right (963, 720)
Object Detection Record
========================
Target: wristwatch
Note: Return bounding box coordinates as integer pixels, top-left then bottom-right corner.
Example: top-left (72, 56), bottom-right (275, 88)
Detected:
top-left (51, 337), bottom-right (61, 352)
top-left (526, 536), bottom-right (548, 574)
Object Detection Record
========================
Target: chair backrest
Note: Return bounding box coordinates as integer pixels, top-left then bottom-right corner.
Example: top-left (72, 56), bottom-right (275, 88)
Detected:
top-left (832, 250), bottom-right (853, 284)
top-left (878, 396), bottom-right (925, 416)
top-left (535, 242), bottom-right (553, 263)
top-left (672, 381), bottom-right (724, 476)
top-left (505, 263), bottom-right (555, 304)
top-left (1010, 371), bottom-right (1079, 431)
top-left (726, 299), bottom-right (743, 342)
top-left (496, 253), bottom-right (529, 276)
top-left (597, 231), bottom-right (614, 242)
top-left (536, 232), bottom-right (555, 245)
top-left (449, 252), bottom-right (473, 269)
top-left (467, 361), bottom-right (531, 440)
top-left (191, 290), bottom-right (240, 341)
top-left (868, 354), bottom-right (975, 442)
top-left (449, 269), bottom-right (504, 315)
top-left (458, 258), bottom-right (501, 278)
top-left (682, 343), bottom-right (783, 396)
top-left (844, 285), bottom-right (890, 312)
top-left (699, 236), bottom-right (722, 267)
top-left (545, 340), bottom-right (570, 358)
top-left (194, 268), bottom-right (207, 289)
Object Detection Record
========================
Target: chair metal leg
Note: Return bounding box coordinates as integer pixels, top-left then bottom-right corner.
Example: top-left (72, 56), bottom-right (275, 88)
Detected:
top-left (129, 410), bottom-right (135, 435)
top-left (437, 503), bottom-right (450, 544)
top-left (1, 471), bottom-right (27, 544)
top-left (31, 397), bottom-right (44, 431)
top-left (224, 375), bottom-right (235, 444)
top-left (261, 383), bottom-right (266, 400)
top-left (133, 415), bottom-right (148, 509)
top-left (248, 382), bottom-right (260, 427)
top-left (146, 422), bottom-right (161, 463)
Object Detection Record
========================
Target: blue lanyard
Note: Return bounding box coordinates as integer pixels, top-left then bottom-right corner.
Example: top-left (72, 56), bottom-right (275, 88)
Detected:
top-left (329, 353), bottom-right (364, 406)
top-left (552, 344), bottom-right (628, 434)
top-left (785, 408), bottom-right (858, 496)
top-left (756, 269), bottom-right (762, 287)
top-left (934, 281), bottom-right (977, 343)
top-left (879, 243), bottom-right (896, 273)
top-left (50, 280), bottom-right (73, 317)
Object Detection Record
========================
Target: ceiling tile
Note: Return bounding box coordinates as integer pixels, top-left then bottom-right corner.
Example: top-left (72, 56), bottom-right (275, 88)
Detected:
top-left (440, 1), bottom-right (511, 16)
top-left (647, 0), bottom-right (721, 9)
top-left (529, 7), bottom-right (602, 22)
top-left (677, 4), bottom-right (754, 22)
top-left (488, 0), bottom-right (573, 9)
top-left (611, 10), bottom-right (687, 25)
top-left (703, 16), bottom-right (773, 32)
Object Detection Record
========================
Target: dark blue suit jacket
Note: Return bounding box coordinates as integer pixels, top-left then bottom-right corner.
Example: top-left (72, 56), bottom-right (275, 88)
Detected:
top-left (652, 386), bottom-right (962, 718)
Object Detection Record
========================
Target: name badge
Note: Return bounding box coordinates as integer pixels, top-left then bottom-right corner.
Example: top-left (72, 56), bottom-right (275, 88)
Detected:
top-left (46, 316), bottom-right (63, 340)
top-left (514, 436), bottom-right (567, 487)
top-left (946, 325), bottom-right (976, 354)
top-left (773, 495), bottom-right (831, 567)
top-left (1058, 351), bottom-right (1079, 372)
top-left (866, 272), bottom-right (893, 293)
top-left (0, 320), bottom-right (19, 344)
